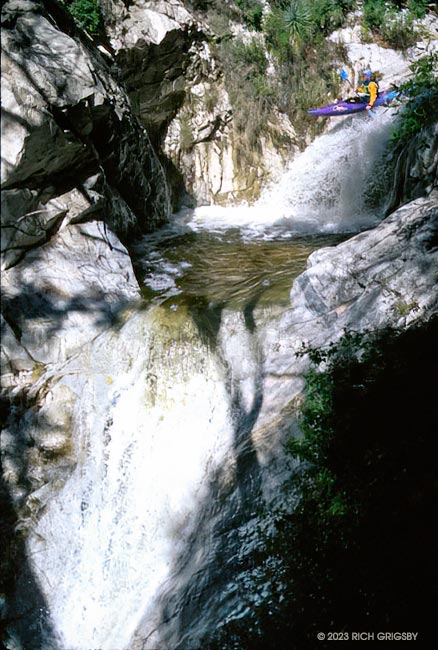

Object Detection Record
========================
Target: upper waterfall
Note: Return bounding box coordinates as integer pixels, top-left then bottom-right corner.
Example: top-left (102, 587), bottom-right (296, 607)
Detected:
top-left (186, 108), bottom-right (397, 239)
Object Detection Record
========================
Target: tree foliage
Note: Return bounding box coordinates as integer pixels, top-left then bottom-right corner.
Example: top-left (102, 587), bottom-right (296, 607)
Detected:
top-left (392, 52), bottom-right (438, 146)
top-left (235, 0), bottom-right (264, 31)
top-left (63, 0), bottom-right (104, 35)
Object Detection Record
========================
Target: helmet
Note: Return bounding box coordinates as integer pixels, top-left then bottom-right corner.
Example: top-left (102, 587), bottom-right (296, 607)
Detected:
top-left (363, 70), bottom-right (372, 79)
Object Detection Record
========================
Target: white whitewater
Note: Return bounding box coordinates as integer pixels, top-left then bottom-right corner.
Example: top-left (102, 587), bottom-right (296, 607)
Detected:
top-left (25, 307), bottom-right (263, 649)
top-left (187, 108), bottom-right (396, 239)
top-left (23, 109), bottom-right (397, 649)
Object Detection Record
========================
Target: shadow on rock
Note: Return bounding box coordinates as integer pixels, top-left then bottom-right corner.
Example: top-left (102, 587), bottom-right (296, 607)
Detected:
top-left (1, 393), bottom-right (58, 650)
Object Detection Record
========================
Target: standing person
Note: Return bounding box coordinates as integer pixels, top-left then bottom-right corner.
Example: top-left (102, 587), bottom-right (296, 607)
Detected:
top-left (357, 70), bottom-right (380, 110)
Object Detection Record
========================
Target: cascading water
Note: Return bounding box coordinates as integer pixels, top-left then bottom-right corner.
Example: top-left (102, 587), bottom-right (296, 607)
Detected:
top-left (16, 108), bottom-right (398, 650)
top-left (186, 109), bottom-right (396, 239)
top-left (21, 309), bottom-right (240, 649)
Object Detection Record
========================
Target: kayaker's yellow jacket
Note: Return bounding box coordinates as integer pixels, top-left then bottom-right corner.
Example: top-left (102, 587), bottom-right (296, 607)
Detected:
top-left (357, 80), bottom-right (379, 108)
top-left (366, 80), bottom-right (379, 108)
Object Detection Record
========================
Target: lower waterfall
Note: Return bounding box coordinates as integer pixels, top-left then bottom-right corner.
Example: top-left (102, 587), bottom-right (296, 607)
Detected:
top-left (12, 108), bottom-right (399, 649)
top-left (22, 309), bottom-right (241, 649)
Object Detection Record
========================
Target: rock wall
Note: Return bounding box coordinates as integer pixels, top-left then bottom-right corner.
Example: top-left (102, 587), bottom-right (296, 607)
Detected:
top-left (1, 0), bottom-right (171, 271)
top-left (1, 0), bottom-right (171, 504)
top-left (259, 192), bottom-right (438, 424)
top-left (384, 122), bottom-right (438, 215)
top-left (104, 0), bottom-right (295, 207)
top-left (0, 0), bottom-right (169, 557)
top-left (0, 217), bottom-right (142, 647)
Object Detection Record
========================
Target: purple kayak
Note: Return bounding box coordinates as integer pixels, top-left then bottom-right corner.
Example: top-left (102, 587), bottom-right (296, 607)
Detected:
top-left (308, 90), bottom-right (398, 116)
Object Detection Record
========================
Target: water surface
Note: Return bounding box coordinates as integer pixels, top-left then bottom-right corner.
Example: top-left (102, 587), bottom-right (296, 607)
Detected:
top-left (138, 229), bottom-right (347, 310)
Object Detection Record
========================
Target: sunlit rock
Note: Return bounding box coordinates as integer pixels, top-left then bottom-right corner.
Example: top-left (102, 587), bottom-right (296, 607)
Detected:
top-left (1, 0), bottom-right (170, 270)
top-left (105, 0), bottom-right (296, 206)
top-left (259, 193), bottom-right (438, 424)
top-left (1, 221), bottom-right (139, 365)
top-left (330, 9), bottom-right (438, 88)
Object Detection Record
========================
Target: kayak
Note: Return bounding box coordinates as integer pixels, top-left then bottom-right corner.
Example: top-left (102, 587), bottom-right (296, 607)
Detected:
top-left (308, 90), bottom-right (398, 117)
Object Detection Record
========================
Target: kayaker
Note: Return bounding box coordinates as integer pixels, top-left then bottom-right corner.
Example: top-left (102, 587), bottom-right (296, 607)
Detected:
top-left (356, 70), bottom-right (379, 110)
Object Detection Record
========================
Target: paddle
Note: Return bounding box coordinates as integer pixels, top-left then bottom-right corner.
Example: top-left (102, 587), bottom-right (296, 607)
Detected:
top-left (339, 68), bottom-right (360, 96)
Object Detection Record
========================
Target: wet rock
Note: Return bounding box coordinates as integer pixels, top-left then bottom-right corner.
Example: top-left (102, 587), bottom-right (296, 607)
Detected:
top-left (385, 122), bottom-right (438, 213)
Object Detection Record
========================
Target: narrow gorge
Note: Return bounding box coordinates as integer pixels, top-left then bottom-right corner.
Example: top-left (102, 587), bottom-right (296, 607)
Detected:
top-left (1, 1), bottom-right (437, 649)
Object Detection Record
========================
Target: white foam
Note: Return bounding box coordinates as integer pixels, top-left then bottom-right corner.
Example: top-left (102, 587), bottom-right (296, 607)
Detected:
top-left (185, 108), bottom-right (397, 239)
top-left (26, 310), bottom-right (236, 649)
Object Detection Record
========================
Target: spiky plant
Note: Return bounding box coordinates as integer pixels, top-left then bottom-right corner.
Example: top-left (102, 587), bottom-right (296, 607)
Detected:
top-left (282, 0), bottom-right (312, 45)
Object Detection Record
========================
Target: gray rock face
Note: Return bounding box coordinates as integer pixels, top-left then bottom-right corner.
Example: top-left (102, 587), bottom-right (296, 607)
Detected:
top-left (385, 122), bottom-right (438, 214)
top-left (1, 3), bottom-right (157, 541)
top-left (1, 217), bottom-right (140, 542)
top-left (0, 6), bottom-right (171, 577)
top-left (1, 220), bottom-right (139, 371)
top-left (105, 0), bottom-right (295, 206)
top-left (259, 193), bottom-right (438, 423)
top-left (0, 215), bottom-right (142, 650)
top-left (1, 0), bottom-right (170, 269)
top-left (108, 0), bottom-right (201, 139)
top-left (111, 2), bottom-right (200, 137)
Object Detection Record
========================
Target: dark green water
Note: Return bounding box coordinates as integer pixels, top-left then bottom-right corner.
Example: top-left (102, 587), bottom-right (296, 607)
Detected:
top-left (138, 231), bottom-right (347, 311)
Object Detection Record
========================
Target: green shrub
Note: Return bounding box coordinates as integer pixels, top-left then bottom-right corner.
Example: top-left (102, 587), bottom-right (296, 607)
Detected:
top-left (231, 38), bottom-right (269, 76)
top-left (263, 8), bottom-right (293, 61)
top-left (309, 0), bottom-right (356, 35)
top-left (362, 0), bottom-right (429, 49)
top-left (208, 1), bottom-right (352, 156)
top-left (63, 0), bottom-right (104, 36)
top-left (261, 1), bottom-right (351, 143)
top-left (282, 0), bottom-right (312, 44)
top-left (363, 0), bottom-right (387, 30)
top-left (383, 10), bottom-right (419, 49)
top-left (236, 0), bottom-right (264, 31)
top-left (216, 36), bottom-right (275, 157)
top-left (179, 115), bottom-right (195, 152)
top-left (391, 52), bottom-right (438, 146)
top-left (407, 0), bottom-right (428, 18)
top-left (263, 1), bottom-right (315, 57)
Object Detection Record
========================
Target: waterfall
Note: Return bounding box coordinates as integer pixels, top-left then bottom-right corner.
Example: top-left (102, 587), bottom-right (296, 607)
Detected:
top-left (186, 108), bottom-right (397, 239)
top-left (15, 109), bottom-right (399, 650)
top-left (22, 306), bottom-right (265, 650)
top-left (21, 308), bottom-right (270, 650)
